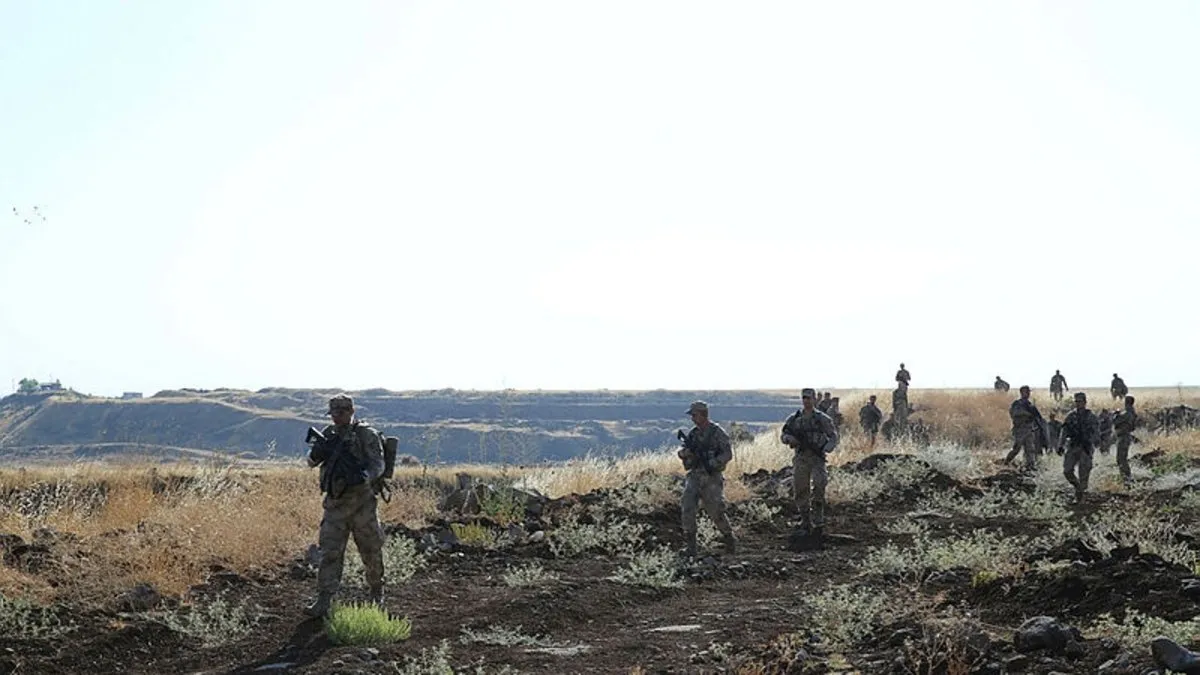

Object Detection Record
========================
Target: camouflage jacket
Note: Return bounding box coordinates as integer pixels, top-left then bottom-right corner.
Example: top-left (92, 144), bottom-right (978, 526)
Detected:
top-left (317, 421), bottom-right (385, 493)
top-left (681, 423), bottom-right (733, 474)
top-left (781, 409), bottom-right (839, 454)
top-left (859, 403), bottom-right (883, 428)
top-left (896, 369), bottom-right (911, 385)
top-left (892, 387), bottom-right (908, 412)
top-left (1009, 398), bottom-right (1043, 431)
top-left (1113, 408), bottom-right (1138, 436)
top-left (1059, 409), bottom-right (1100, 449)
top-left (1111, 378), bottom-right (1128, 396)
top-left (1050, 374), bottom-right (1067, 391)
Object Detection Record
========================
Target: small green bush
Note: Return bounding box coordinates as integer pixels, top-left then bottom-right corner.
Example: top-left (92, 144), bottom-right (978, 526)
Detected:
top-left (326, 602), bottom-right (412, 646)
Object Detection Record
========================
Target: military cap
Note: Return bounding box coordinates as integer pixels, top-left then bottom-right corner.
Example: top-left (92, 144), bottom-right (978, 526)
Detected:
top-left (328, 394), bottom-right (354, 412)
top-left (686, 401), bottom-right (708, 415)
top-left (801, 388), bottom-right (817, 398)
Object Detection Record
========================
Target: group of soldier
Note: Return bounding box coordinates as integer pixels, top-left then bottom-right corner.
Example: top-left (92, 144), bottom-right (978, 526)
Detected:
top-left (676, 363), bottom-right (1146, 559)
top-left (300, 367), bottom-right (1145, 614)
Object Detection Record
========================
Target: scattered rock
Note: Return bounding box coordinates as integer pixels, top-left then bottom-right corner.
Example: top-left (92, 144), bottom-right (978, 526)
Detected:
top-left (1004, 654), bottom-right (1030, 671)
top-left (1013, 616), bottom-right (1083, 656)
top-left (1098, 652), bottom-right (1131, 674)
top-left (118, 583), bottom-right (162, 612)
top-left (527, 530), bottom-right (546, 543)
top-left (1151, 636), bottom-right (1200, 674)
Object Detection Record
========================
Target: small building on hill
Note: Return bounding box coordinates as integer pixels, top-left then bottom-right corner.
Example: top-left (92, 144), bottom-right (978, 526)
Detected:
top-left (121, 392), bottom-right (143, 400)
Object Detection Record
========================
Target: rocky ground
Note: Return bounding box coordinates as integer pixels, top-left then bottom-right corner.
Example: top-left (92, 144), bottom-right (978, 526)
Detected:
top-left (5, 451), bottom-right (1200, 674)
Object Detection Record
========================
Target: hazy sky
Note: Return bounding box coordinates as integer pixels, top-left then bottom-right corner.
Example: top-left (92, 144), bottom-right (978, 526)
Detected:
top-left (2, 1), bottom-right (1197, 397)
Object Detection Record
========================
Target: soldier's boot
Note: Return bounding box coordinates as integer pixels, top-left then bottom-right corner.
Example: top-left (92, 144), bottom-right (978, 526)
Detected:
top-left (682, 531), bottom-right (698, 558)
top-left (721, 532), bottom-right (737, 555)
top-left (304, 592), bottom-right (333, 618)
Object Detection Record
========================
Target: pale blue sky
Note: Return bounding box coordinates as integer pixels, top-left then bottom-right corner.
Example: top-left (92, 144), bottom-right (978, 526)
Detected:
top-left (2, 1), bottom-right (1198, 397)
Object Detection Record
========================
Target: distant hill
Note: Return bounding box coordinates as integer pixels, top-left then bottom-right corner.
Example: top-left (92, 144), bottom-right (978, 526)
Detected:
top-left (0, 387), bottom-right (809, 464)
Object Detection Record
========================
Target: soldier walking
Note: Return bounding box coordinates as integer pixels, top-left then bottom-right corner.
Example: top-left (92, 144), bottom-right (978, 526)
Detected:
top-left (677, 401), bottom-right (736, 558)
top-left (1113, 395), bottom-right (1139, 484)
top-left (1046, 413), bottom-right (1063, 455)
top-left (1110, 373), bottom-right (1128, 400)
top-left (1058, 392), bottom-right (1100, 503)
top-left (781, 388), bottom-right (839, 540)
top-left (859, 395), bottom-right (883, 447)
top-left (1004, 386), bottom-right (1045, 470)
top-left (305, 395), bottom-right (387, 617)
top-left (817, 392), bottom-right (833, 413)
top-left (892, 381), bottom-right (910, 427)
top-left (1098, 410), bottom-right (1114, 454)
top-left (1050, 370), bottom-right (1068, 401)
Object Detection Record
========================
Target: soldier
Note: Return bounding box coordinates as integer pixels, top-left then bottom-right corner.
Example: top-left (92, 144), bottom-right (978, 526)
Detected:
top-left (1050, 370), bottom-right (1068, 401)
top-left (1004, 386), bottom-right (1045, 470)
top-left (1110, 373), bottom-right (1128, 400)
top-left (305, 395), bottom-right (387, 617)
top-left (1113, 395), bottom-right (1139, 484)
top-left (859, 395), bottom-right (883, 447)
top-left (677, 401), bottom-right (736, 558)
top-left (892, 380), bottom-right (910, 427)
top-left (1097, 409), bottom-right (1114, 454)
top-left (994, 376), bottom-right (1010, 393)
top-left (1046, 412), bottom-right (1063, 455)
top-left (1058, 392), bottom-right (1100, 503)
top-left (781, 388), bottom-right (839, 540)
top-left (827, 397), bottom-right (843, 428)
top-left (817, 392), bottom-right (833, 413)
top-left (896, 363), bottom-right (911, 387)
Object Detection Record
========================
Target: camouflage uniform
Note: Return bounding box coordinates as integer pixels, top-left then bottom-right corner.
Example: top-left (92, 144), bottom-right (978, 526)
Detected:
top-left (781, 392), bottom-right (840, 534)
top-left (1005, 396), bottom-right (1044, 470)
top-left (994, 377), bottom-right (1010, 392)
top-left (307, 395), bottom-right (387, 616)
top-left (1058, 400), bottom-right (1100, 502)
top-left (816, 393), bottom-right (832, 413)
top-left (892, 384), bottom-right (909, 426)
top-left (895, 365), bottom-right (911, 387)
top-left (1110, 375), bottom-right (1128, 400)
top-left (1050, 372), bottom-right (1068, 401)
top-left (859, 400), bottom-right (883, 447)
top-left (679, 402), bottom-right (735, 557)
top-left (1097, 410), bottom-right (1114, 454)
top-left (1113, 401), bottom-right (1139, 483)
top-left (1046, 415), bottom-right (1063, 454)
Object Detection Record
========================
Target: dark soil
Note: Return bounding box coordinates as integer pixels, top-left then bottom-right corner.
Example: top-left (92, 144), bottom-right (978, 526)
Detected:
top-left (3, 457), bottom-right (1199, 674)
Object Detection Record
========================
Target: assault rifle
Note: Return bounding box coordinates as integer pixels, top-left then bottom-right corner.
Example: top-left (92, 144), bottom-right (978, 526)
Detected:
top-left (676, 429), bottom-right (716, 475)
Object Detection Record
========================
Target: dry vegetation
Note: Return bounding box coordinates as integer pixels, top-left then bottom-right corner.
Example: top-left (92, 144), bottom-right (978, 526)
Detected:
top-left (2, 387), bottom-right (1199, 673)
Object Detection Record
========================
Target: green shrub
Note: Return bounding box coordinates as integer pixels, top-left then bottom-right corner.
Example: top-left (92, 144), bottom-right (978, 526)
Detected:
top-left (326, 602), bottom-right (412, 646)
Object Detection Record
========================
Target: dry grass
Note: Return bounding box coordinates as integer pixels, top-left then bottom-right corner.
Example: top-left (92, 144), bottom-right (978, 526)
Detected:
top-left (0, 387), bottom-right (1196, 607)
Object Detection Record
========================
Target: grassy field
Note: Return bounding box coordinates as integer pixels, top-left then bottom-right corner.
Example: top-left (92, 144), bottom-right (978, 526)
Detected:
top-left (1, 387), bottom-right (1198, 673)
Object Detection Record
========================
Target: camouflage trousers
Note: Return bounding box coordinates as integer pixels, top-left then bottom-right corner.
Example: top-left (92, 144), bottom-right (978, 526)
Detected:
top-left (1051, 388), bottom-right (1063, 402)
top-left (1116, 435), bottom-right (1133, 482)
top-left (1005, 427), bottom-right (1040, 470)
top-left (317, 482), bottom-right (385, 597)
top-left (681, 470), bottom-right (733, 536)
top-left (793, 450), bottom-right (828, 528)
top-left (1062, 445), bottom-right (1094, 496)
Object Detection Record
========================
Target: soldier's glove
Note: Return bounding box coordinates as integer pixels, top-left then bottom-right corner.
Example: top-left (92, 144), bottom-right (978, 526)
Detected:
top-left (781, 434), bottom-right (798, 448)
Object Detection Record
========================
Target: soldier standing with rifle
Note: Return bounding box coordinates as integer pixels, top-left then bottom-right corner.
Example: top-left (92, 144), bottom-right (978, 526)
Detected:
top-left (1005, 386), bottom-right (1046, 470)
top-left (1113, 395), bottom-right (1139, 484)
top-left (677, 401), bottom-right (736, 558)
top-left (304, 395), bottom-right (388, 617)
top-left (1058, 392), bottom-right (1101, 504)
top-left (781, 388), bottom-right (839, 541)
